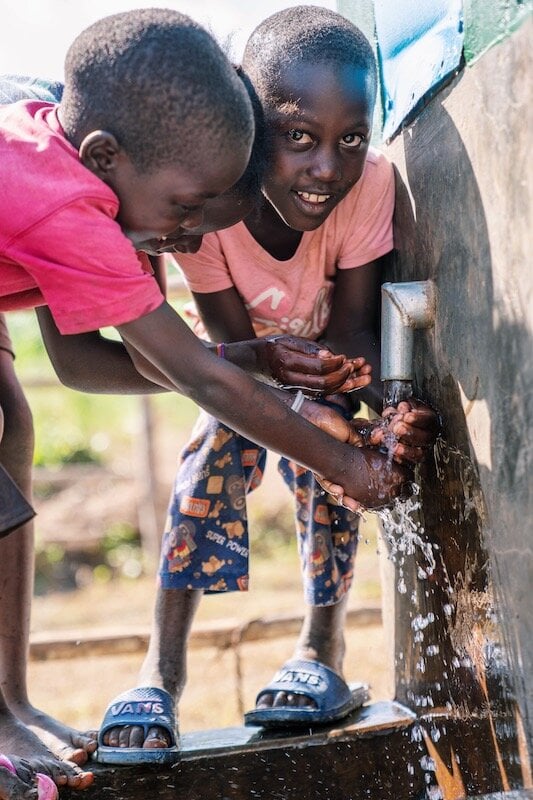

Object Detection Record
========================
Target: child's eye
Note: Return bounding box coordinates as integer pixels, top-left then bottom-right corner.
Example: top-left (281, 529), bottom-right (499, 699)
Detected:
top-left (341, 133), bottom-right (366, 148)
top-left (288, 129), bottom-right (312, 144)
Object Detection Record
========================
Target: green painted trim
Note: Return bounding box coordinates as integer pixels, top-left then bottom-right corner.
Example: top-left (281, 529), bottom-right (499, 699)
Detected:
top-left (463, 0), bottom-right (532, 63)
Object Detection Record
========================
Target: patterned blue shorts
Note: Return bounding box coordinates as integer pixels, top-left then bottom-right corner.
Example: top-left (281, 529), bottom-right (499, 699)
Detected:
top-left (159, 404), bottom-right (360, 606)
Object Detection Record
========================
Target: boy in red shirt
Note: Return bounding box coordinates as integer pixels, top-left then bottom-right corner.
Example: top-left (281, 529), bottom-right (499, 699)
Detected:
top-left (0, 7), bottom-right (408, 789)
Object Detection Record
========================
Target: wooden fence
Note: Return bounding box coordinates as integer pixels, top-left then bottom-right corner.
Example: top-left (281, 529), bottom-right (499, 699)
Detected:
top-left (30, 605), bottom-right (382, 717)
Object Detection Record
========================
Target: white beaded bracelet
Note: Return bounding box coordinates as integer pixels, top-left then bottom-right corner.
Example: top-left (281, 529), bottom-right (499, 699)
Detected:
top-left (290, 390), bottom-right (305, 413)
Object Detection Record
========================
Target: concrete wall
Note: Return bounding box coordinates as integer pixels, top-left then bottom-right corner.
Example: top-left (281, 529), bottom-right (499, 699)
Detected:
top-left (383, 19), bottom-right (532, 746)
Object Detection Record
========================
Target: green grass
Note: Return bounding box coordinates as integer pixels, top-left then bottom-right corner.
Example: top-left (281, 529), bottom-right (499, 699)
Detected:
top-left (9, 308), bottom-right (198, 467)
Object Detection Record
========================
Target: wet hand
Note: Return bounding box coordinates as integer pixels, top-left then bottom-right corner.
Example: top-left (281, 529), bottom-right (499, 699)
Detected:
top-left (314, 475), bottom-right (366, 513)
top-left (370, 400), bottom-right (440, 465)
top-left (260, 335), bottom-right (370, 395)
top-left (299, 399), bottom-right (365, 446)
top-left (339, 356), bottom-right (372, 393)
top-left (316, 447), bottom-right (412, 512)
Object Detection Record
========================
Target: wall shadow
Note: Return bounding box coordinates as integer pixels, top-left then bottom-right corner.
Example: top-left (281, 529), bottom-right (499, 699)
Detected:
top-left (383, 48), bottom-right (532, 791)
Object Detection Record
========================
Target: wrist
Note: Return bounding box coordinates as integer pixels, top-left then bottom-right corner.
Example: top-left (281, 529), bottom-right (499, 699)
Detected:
top-left (220, 340), bottom-right (257, 373)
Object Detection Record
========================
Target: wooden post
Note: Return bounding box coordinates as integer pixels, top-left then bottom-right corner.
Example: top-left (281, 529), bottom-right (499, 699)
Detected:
top-left (135, 396), bottom-right (161, 567)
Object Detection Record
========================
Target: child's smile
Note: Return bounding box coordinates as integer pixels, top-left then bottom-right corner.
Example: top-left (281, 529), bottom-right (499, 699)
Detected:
top-left (262, 61), bottom-right (374, 232)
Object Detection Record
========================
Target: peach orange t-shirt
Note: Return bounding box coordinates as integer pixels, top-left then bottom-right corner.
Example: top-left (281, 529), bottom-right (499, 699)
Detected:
top-left (176, 147), bottom-right (394, 340)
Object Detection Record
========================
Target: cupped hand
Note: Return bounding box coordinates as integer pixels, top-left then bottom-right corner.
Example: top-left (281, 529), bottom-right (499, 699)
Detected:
top-left (316, 447), bottom-right (412, 512)
top-left (359, 400), bottom-right (440, 465)
top-left (259, 335), bottom-right (370, 395)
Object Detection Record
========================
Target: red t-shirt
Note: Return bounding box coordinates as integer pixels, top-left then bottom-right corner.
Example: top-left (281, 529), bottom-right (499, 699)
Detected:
top-left (0, 101), bottom-right (164, 333)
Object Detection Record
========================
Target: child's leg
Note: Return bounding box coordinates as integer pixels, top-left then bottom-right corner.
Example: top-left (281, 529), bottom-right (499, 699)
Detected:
top-left (251, 457), bottom-right (360, 713)
top-left (101, 411), bottom-right (266, 751)
top-left (0, 462), bottom-right (35, 539)
top-left (0, 342), bottom-right (96, 781)
top-left (283, 460), bottom-right (359, 667)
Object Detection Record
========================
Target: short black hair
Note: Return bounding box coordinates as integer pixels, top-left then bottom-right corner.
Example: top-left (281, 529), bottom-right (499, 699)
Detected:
top-left (242, 5), bottom-right (377, 108)
top-left (60, 8), bottom-right (254, 173)
top-left (230, 67), bottom-right (266, 203)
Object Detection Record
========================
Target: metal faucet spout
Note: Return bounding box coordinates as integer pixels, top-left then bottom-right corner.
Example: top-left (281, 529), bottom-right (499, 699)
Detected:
top-left (381, 280), bottom-right (436, 405)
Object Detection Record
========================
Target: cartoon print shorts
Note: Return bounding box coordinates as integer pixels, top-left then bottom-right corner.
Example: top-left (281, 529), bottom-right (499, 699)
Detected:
top-left (159, 407), bottom-right (360, 606)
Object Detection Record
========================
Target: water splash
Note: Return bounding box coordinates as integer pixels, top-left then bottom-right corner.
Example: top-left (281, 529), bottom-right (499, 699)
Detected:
top-left (373, 485), bottom-right (437, 596)
top-left (383, 378), bottom-right (414, 407)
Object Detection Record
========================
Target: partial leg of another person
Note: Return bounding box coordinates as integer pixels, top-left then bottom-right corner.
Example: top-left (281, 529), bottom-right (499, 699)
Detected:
top-left (0, 329), bottom-right (95, 788)
top-left (97, 411), bottom-right (263, 762)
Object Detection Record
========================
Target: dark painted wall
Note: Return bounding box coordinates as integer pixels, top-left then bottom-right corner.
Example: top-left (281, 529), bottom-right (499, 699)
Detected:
top-left (342, 1), bottom-right (531, 772)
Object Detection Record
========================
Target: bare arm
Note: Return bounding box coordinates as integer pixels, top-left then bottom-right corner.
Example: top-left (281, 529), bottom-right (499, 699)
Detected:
top-left (192, 285), bottom-right (255, 343)
top-left (36, 306), bottom-right (168, 394)
top-left (192, 286), bottom-right (366, 392)
top-left (322, 258), bottom-right (384, 414)
top-left (117, 301), bottom-right (409, 508)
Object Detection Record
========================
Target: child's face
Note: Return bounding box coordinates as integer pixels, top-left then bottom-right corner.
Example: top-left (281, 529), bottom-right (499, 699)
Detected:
top-left (262, 61), bottom-right (374, 231)
top-left (79, 131), bottom-right (250, 252)
top-left (93, 143), bottom-right (248, 249)
top-left (135, 189), bottom-right (255, 256)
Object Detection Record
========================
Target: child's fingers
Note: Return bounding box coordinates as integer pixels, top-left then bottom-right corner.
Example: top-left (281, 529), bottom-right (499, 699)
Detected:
top-left (314, 476), bottom-right (364, 512)
top-left (389, 419), bottom-right (435, 446)
top-left (391, 442), bottom-right (427, 464)
top-left (402, 408), bottom-right (440, 432)
top-left (349, 356), bottom-right (370, 370)
top-left (338, 373), bottom-right (372, 393)
top-left (281, 361), bottom-right (354, 393)
top-left (338, 495), bottom-right (365, 513)
top-left (301, 402), bottom-right (353, 443)
top-left (309, 352), bottom-right (348, 373)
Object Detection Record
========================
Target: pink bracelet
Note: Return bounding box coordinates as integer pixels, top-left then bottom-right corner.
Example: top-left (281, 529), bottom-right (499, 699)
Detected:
top-left (216, 343), bottom-right (226, 359)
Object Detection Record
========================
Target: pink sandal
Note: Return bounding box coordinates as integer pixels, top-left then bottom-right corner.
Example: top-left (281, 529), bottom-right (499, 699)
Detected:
top-left (0, 755), bottom-right (58, 800)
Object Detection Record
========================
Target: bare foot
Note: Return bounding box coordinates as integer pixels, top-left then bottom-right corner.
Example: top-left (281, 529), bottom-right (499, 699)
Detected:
top-left (0, 756), bottom-right (39, 800)
top-left (256, 690), bottom-right (317, 711)
top-left (256, 603), bottom-right (348, 713)
top-left (0, 710), bottom-right (93, 790)
top-left (0, 771), bottom-right (36, 800)
top-left (8, 703), bottom-right (96, 767)
top-left (100, 686), bottom-right (178, 752)
top-left (102, 725), bottom-right (171, 750)
top-left (0, 755), bottom-right (58, 800)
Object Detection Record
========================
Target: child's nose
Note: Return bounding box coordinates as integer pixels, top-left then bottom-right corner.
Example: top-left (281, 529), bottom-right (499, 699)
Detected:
top-left (309, 147), bottom-right (342, 183)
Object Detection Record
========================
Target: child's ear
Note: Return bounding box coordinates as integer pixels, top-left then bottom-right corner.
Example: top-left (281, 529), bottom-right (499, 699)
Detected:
top-left (78, 130), bottom-right (121, 177)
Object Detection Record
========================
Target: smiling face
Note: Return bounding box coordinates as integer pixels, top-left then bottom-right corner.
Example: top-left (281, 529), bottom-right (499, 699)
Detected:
top-left (262, 60), bottom-right (375, 232)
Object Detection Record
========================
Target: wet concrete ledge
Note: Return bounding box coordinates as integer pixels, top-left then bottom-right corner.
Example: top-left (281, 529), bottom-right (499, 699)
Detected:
top-left (60, 700), bottom-right (532, 799)
top-left (62, 701), bottom-right (423, 800)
